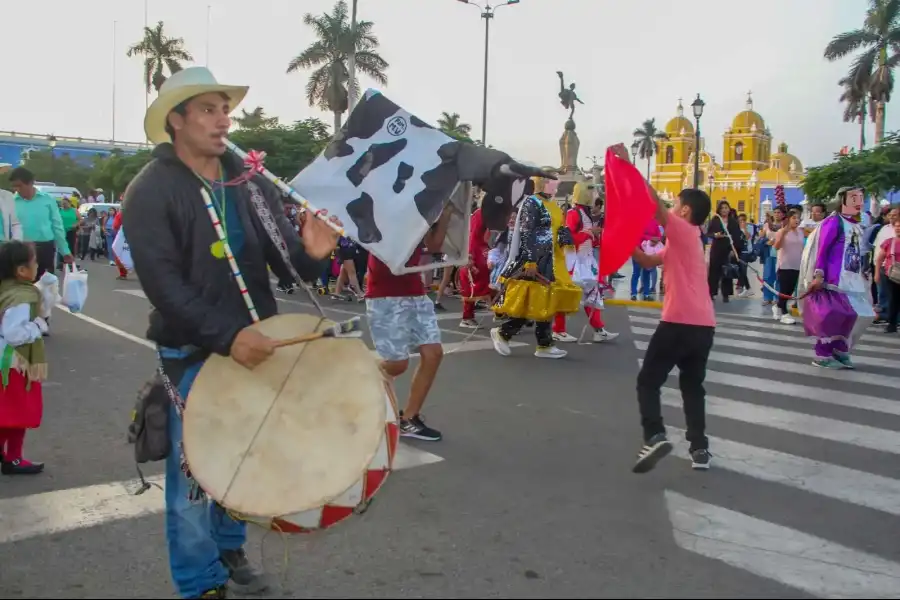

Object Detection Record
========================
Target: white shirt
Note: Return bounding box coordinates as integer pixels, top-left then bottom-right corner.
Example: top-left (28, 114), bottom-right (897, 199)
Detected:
top-left (0, 189), bottom-right (23, 242)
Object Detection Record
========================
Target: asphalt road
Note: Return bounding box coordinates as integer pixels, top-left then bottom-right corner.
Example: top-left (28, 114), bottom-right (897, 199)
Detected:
top-left (1, 260), bottom-right (898, 599)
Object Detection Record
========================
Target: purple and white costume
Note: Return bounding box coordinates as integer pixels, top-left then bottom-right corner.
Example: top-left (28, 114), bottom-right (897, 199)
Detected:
top-left (800, 213), bottom-right (874, 359)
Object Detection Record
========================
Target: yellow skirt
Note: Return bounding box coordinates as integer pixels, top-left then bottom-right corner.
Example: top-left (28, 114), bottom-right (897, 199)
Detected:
top-left (493, 278), bottom-right (582, 322)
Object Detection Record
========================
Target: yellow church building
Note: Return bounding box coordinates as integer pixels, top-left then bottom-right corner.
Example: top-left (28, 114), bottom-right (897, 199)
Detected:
top-left (649, 93), bottom-right (806, 221)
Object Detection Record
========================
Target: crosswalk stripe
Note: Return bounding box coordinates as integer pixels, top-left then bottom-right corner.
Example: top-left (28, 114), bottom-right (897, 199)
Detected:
top-left (635, 340), bottom-right (900, 389)
top-left (628, 315), bottom-right (900, 356)
top-left (662, 389), bottom-right (900, 455)
top-left (0, 443), bottom-right (443, 545)
top-left (666, 427), bottom-right (900, 517)
top-left (630, 326), bottom-right (897, 369)
top-left (665, 490), bottom-right (900, 599)
top-left (638, 359), bottom-right (900, 417)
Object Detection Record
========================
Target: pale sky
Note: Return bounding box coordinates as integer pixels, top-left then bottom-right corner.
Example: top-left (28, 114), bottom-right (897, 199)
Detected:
top-left (1, 0), bottom-right (891, 173)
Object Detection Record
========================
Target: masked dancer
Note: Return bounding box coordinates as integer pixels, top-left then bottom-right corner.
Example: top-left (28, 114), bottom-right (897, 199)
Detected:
top-left (490, 177), bottom-right (582, 358)
top-left (800, 186), bottom-right (874, 369)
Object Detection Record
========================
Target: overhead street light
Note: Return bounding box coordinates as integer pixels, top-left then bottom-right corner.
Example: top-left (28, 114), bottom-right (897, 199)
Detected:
top-left (457, 0), bottom-right (520, 145)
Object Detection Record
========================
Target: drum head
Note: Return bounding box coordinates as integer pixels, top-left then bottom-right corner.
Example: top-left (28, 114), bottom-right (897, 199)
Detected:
top-left (183, 313), bottom-right (387, 518)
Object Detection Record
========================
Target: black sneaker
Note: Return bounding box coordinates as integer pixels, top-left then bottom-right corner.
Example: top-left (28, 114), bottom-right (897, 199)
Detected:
top-left (220, 549), bottom-right (270, 595)
top-left (632, 433), bottom-right (673, 474)
top-left (400, 414), bottom-right (442, 441)
top-left (690, 449), bottom-right (711, 470)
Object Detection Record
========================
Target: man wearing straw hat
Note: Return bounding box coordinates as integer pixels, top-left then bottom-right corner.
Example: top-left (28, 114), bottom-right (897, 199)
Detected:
top-left (123, 66), bottom-right (339, 599)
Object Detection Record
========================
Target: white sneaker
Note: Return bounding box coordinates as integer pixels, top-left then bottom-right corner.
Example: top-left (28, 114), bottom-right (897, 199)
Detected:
top-left (459, 319), bottom-right (479, 329)
top-left (593, 329), bottom-right (620, 343)
top-left (740, 289), bottom-right (754, 298)
top-left (535, 346), bottom-right (567, 359)
top-left (490, 327), bottom-right (511, 356)
top-left (780, 314), bottom-right (796, 325)
top-left (552, 331), bottom-right (577, 343)
top-left (772, 305), bottom-right (781, 320)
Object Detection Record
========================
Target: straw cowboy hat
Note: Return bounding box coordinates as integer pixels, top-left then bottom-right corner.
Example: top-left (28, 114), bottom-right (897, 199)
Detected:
top-left (144, 66), bottom-right (249, 145)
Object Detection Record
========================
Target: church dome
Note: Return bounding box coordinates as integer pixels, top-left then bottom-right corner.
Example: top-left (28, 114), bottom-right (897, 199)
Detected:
top-left (731, 92), bottom-right (766, 132)
top-left (665, 99), bottom-right (695, 137)
top-left (770, 142), bottom-right (803, 173)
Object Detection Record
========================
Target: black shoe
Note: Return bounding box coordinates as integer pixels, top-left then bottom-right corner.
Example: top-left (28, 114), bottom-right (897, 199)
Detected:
top-left (1, 458), bottom-right (44, 475)
top-left (690, 449), bottom-right (711, 470)
top-left (433, 302), bottom-right (446, 312)
top-left (632, 433), bottom-right (672, 474)
top-left (220, 549), bottom-right (270, 595)
top-left (400, 414), bottom-right (442, 441)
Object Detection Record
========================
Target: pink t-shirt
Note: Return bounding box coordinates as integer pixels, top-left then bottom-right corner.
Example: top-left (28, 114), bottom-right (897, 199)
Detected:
top-left (658, 210), bottom-right (716, 327)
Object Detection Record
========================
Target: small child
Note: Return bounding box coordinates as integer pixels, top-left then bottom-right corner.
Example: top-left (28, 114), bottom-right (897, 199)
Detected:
top-left (0, 240), bottom-right (47, 475)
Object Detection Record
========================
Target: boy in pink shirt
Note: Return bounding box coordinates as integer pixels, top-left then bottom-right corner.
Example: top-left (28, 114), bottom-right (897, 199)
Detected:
top-left (629, 176), bottom-right (715, 473)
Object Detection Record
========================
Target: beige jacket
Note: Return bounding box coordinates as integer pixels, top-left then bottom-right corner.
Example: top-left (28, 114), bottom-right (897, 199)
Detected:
top-left (0, 189), bottom-right (23, 242)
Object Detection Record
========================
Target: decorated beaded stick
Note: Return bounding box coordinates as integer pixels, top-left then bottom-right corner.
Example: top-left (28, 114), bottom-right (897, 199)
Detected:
top-left (223, 139), bottom-right (346, 238)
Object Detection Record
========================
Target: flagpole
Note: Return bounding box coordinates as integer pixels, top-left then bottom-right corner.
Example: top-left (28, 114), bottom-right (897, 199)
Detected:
top-left (144, 0), bottom-right (149, 113)
top-left (112, 20), bottom-right (117, 140)
top-left (205, 5), bottom-right (211, 67)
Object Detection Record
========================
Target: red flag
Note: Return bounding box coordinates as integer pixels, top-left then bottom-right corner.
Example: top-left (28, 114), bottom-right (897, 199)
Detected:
top-left (599, 147), bottom-right (658, 278)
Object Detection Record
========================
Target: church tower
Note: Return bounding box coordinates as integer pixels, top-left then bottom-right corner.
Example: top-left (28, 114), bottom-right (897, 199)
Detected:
top-left (722, 91), bottom-right (772, 171)
top-left (649, 99), bottom-right (695, 191)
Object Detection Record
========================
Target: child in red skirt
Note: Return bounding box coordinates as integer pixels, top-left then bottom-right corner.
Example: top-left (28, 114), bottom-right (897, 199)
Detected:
top-left (0, 240), bottom-right (47, 475)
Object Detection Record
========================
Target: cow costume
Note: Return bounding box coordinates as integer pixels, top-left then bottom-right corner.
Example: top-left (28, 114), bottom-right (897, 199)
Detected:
top-left (490, 176), bottom-right (582, 359)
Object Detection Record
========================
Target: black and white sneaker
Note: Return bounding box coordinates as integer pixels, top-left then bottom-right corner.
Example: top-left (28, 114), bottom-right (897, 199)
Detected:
top-left (690, 449), bottom-right (711, 470)
top-left (400, 414), bottom-right (442, 441)
top-left (632, 433), bottom-right (673, 474)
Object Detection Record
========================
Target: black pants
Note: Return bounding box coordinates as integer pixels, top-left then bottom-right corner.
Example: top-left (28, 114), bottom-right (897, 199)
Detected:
top-left (776, 269), bottom-right (800, 313)
top-left (499, 318), bottom-right (552, 347)
top-left (708, 249), bottom-right (734, 300)
top-left (886, 278), bottom-right (900, 331)
top-left (34, 241), bottom-right (56, 281)
top-left (636, 322), bottom-right (714, 451)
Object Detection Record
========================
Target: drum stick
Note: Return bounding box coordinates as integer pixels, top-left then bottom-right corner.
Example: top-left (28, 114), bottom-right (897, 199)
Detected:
top-left (273, 316), bottom-right (363, 348)
top-left (223, 139), bottom-right (346, 238)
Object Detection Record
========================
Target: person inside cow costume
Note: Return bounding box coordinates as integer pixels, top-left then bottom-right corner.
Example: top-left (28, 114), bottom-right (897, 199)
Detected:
top-left (489, 176), bottom-right (583, 358)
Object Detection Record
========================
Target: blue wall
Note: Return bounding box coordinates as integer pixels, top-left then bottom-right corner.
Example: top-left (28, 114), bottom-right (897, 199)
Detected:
top-left (0, 135), bottom-right (147, 169)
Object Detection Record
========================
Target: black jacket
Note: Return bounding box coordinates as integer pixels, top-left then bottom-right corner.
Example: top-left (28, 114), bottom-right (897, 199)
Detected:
top-left (122, 144), bottom-right (329, 356)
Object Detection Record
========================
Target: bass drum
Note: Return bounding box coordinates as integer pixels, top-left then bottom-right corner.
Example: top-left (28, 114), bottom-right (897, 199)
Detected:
top-left (183, 313), bottom-right (399, 533)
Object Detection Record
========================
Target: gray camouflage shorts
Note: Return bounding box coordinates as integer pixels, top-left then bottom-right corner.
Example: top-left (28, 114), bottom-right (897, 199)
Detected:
top-left (366, 296), bottom-right (442, 362)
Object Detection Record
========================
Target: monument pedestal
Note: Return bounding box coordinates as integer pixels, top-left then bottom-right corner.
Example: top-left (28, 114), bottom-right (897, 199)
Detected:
top-left (553, 118), bottom-right (586, 203)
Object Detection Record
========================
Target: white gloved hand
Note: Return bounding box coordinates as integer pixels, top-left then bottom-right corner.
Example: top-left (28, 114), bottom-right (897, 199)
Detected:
top-left (33, 317), bottom-right (49, 334)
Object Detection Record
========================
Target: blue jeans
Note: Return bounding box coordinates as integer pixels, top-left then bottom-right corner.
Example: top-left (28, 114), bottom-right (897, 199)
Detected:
top-left (631, 258), bottom-right (651, 296)
top-left (878, 267), bottom-right (891, 314)
top-left (160, 347), bottom-right (246, 599)
top-left (762, 256), bottom-right (778, 302)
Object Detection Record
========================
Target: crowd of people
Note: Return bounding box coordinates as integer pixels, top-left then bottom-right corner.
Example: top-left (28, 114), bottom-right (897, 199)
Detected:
top-left (1, 64), bottom-right (898, 600)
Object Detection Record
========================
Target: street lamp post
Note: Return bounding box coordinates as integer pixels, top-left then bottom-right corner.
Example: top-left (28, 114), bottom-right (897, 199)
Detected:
top-left (691, 93), bottom-right (705, 189)
top-left (630, 140), bottom-right (639, 165)
top-left (347, 0), bottom-right (359, 114)
top-left (457, 0), bottom-right (520, 145)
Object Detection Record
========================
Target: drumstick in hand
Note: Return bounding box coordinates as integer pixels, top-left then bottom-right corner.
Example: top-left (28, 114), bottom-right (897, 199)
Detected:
top-left (273, 316), bottom-right (364, 348)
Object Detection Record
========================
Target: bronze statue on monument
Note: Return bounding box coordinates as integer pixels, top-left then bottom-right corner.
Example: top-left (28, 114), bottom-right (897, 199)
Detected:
top-left (556, 71), bottom-right (583, 175)
top-left (557, 71), bottom-right (584, 126)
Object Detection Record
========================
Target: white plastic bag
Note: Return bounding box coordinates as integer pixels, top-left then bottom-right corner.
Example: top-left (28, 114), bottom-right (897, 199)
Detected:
top-left (111, 229), bottom-right (133, 271)
top-left (62, 263), bottom-right (89, 313)
top-left (35, 272), bottom-right (61, 319)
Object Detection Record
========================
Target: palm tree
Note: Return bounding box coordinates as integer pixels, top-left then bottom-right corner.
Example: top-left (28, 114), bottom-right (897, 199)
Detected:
top-left (632, 118), bottom-right (668, 180)
top-left (126, 21), bottom-right (193, 93)
top-left (232, 107), bottom-right (280, 130)
top-left (437, 112), bottom-right (473, 141)
top-left (286, 0), bottom-right (389, 132)
top-left (839, 74), bottom-right (873, 150)
top-left (824, 0), bottom-right (900, 144)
